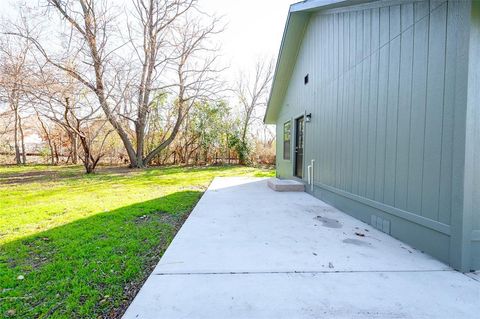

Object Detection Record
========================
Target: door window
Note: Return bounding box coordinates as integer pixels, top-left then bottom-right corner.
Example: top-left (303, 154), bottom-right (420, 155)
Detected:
top-left (283, 121), bottom-right (291, 160)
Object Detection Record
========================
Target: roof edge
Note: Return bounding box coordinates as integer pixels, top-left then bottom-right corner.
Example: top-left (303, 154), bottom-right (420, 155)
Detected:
top-left (263, 6), bottom-right (293, 124)
top-left (264, 9), bottom-right (310, 124)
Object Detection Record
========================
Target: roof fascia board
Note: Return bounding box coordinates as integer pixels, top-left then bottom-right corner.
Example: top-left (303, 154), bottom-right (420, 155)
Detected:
top-left (291, 0), bottom-right (412, 13)
top-left (290, 0), bottom-right (350, 12)
top-left (264, 10), bottom-right (310, 124)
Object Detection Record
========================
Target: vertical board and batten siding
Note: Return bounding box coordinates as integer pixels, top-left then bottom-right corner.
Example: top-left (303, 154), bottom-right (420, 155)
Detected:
top-left (276, 0), bottom-right (473, 266)
top-left (465, 0), bottom-right (480, 269)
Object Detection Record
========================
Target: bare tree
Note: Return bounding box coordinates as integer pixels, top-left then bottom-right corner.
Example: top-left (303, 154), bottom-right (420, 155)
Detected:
top-left (124, 0), bottom-right (194, 167)
top-left (62, 97), bottom-right (113, 173)
top-left (34, 110), bottom-right (56, 165)
top-left (0, 108), bottom-right (13, 145)
top-left (27, 63), bottom-right (112, 173)
top-left (0, 34), bottom-right (33, 164)
top-left (38, 95), bottom-right (112, 173)
top-left (5, 0), bottom-right (223, 168)
top-left (234, 58), bottom-right (273, 164)
top-left (142, 12), bottom-right (225, 164)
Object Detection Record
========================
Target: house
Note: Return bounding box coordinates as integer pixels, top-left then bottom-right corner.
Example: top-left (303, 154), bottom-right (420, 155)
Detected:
top-left (264, 0), bottom-right (480, 272)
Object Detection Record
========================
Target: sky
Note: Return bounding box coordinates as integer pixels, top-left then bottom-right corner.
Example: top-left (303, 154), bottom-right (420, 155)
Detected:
top-left (199, 0), bottom-right (293, 80)
top-left (0, 0), bottom-right (294, 81)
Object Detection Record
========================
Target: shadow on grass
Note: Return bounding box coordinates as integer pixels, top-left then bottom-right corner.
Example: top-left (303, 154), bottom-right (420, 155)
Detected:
top-left (0, 190), bottom-right (202, 319)
top-left (0, 166), bottom-right (83, 185)
top-left (0, 165), bottom-right (246, 186)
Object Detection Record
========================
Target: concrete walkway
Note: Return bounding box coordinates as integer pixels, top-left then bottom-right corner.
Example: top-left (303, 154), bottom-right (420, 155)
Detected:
top-left (123, 177), bottom-right (480, 319)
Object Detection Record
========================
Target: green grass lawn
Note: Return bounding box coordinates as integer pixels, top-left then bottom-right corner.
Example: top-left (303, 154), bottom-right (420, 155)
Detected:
top-left (0, 165), bottom-right (274, 318)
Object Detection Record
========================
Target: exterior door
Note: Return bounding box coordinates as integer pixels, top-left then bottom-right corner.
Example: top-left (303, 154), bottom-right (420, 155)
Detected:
top-left (295, 116), bottom-right (304, 178)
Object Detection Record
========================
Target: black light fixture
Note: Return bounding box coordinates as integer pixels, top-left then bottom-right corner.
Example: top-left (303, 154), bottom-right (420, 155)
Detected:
top-left (304, 74), bottom-right (309, 85)
top-left (306, 113), bottom-right (312, 122)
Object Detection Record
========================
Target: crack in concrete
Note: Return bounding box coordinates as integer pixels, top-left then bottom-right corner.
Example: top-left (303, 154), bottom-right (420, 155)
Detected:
top-left (153, 269), bottom-right (455, 276)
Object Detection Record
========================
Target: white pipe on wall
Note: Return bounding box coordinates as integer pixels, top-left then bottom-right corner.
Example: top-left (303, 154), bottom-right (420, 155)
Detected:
top-left (307, 164), bottom-right (312, 185)
top-left (310, 159), bottom-right (315, 191)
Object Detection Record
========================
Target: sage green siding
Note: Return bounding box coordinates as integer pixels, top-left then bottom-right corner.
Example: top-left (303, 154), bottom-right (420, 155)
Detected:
top-left (464, 0), bottom-right (480, 270)
top-left (275, 0), bottom-right (479, 270)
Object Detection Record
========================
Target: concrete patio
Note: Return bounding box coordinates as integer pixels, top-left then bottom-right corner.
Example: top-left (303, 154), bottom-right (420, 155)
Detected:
top-left (123, 177), bottom-right (480, 319)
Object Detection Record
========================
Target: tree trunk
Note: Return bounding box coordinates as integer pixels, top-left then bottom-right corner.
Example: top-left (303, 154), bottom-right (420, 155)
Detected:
top-left (78, 135), bottom-right (97, 174)
top-left (203, 147), bottom-right (209, 165)
top-left (78, 6), bottom-right (138, 168)
top-left (143, 104), bottom-right (184, 165)
top-left (13, 109), bottom-right (21, 165)
top-left (226, 135), bottom-right (230, 165)
top-left (53, 142), bottom-right (59, 164)
top-left (133, 122), bottom-right (146, 168)
top-left (71, 133), bottom-right (78, 164)
top-left (18, 115), bottom-right (26, 164)
top-left (37, 114), bottom-right (55, 165)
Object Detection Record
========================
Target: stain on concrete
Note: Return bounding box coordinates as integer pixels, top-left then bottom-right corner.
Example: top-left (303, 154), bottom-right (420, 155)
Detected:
top-left (303, 205), bottom-right (338, 215)
top-left (343, 238), bottom-right (372, 247)
top-left (316, 216), bottom-right (342, 228)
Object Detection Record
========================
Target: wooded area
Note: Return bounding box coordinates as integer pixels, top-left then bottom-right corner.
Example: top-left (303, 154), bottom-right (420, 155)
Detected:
top-left (0, 0), bottom-right (275, 173)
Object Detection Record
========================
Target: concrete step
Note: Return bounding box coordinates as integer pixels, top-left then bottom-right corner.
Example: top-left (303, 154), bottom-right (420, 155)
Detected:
top-left (267, 178), bottom-right (305, 192)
